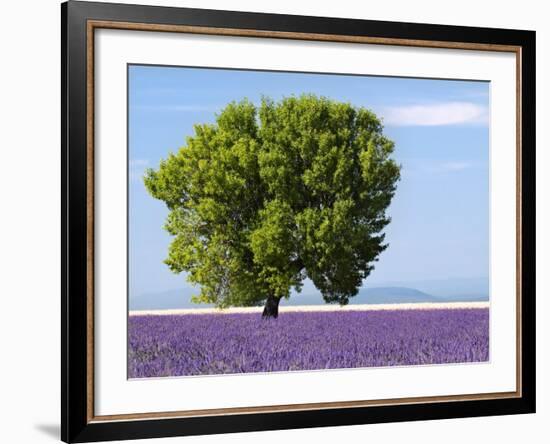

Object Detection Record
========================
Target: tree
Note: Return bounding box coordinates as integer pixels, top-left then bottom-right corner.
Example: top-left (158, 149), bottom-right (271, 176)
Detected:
top-left (144, 95), bottom-right (401, 318)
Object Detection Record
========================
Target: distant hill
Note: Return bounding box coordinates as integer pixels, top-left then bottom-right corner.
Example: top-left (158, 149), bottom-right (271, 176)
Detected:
top-left (385, 277), bottom-right (489, 300)
top-left (282, 286), bottom-right (438, 306)
top-left (358, 287), bottom-right (487, 304)
top-left (130, 284), bottom-right (488, 310)
top-left (129, 288), bottom-right (213, 310)
top-left (357, 287), bottom-right (440, 304)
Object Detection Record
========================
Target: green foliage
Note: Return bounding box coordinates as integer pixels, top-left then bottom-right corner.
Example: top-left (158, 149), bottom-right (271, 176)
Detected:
top-left (144, 95), bottom-right (401, 308)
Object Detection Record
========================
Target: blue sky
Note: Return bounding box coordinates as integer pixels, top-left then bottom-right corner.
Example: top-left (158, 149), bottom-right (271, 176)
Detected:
top-left (128, 65), bottom-right (489, 304)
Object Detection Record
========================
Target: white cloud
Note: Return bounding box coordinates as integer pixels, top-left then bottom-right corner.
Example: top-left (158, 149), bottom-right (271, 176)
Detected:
top-left (130, 159), bottom-right (149, 168)
top-left (138, 87), bottom-right (196, 96)
top-left (133, 104), bottom-right (220, 112)
top-left (382, 102), bottom-right (488, 126)
top-left (129, 159), bottom-right (150, 182)
top-left (438, 162), bottom-right (473, 172)
top-left (401, 161), bottom-right (479, 178)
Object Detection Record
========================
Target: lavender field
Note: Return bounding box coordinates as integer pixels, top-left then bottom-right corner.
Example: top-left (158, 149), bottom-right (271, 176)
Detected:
top-left (128, 308), bottom-right (489, 378)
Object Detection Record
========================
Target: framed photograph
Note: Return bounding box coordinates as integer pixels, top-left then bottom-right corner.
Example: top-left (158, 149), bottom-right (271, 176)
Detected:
top-left (61, 1), bottom-right (535, 442)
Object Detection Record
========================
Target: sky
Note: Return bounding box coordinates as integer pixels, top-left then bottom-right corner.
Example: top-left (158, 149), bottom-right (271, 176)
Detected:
top-left (128, 65), bottom-right (490, 305)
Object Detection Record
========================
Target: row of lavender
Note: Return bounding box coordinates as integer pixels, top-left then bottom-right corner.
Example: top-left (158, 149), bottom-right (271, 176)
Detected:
top-left (128, 309), bottom-right (489, 378)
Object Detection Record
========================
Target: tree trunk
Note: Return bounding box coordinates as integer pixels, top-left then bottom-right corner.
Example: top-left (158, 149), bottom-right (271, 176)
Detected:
top-left (262, 295), bottom-right (280, 319)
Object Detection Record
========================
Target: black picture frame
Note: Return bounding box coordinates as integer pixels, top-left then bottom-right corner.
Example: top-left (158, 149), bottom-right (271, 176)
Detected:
top-left (62, 1), bottom-right (536, 442)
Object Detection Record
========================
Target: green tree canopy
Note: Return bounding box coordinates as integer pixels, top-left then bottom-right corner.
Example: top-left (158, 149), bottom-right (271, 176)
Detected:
top-left (144, 95), bottom-right (401, 317)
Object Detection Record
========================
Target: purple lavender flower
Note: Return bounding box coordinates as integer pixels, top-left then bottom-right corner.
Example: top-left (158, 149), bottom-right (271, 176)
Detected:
top-left (128, 308), bottom-right (489, 378)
